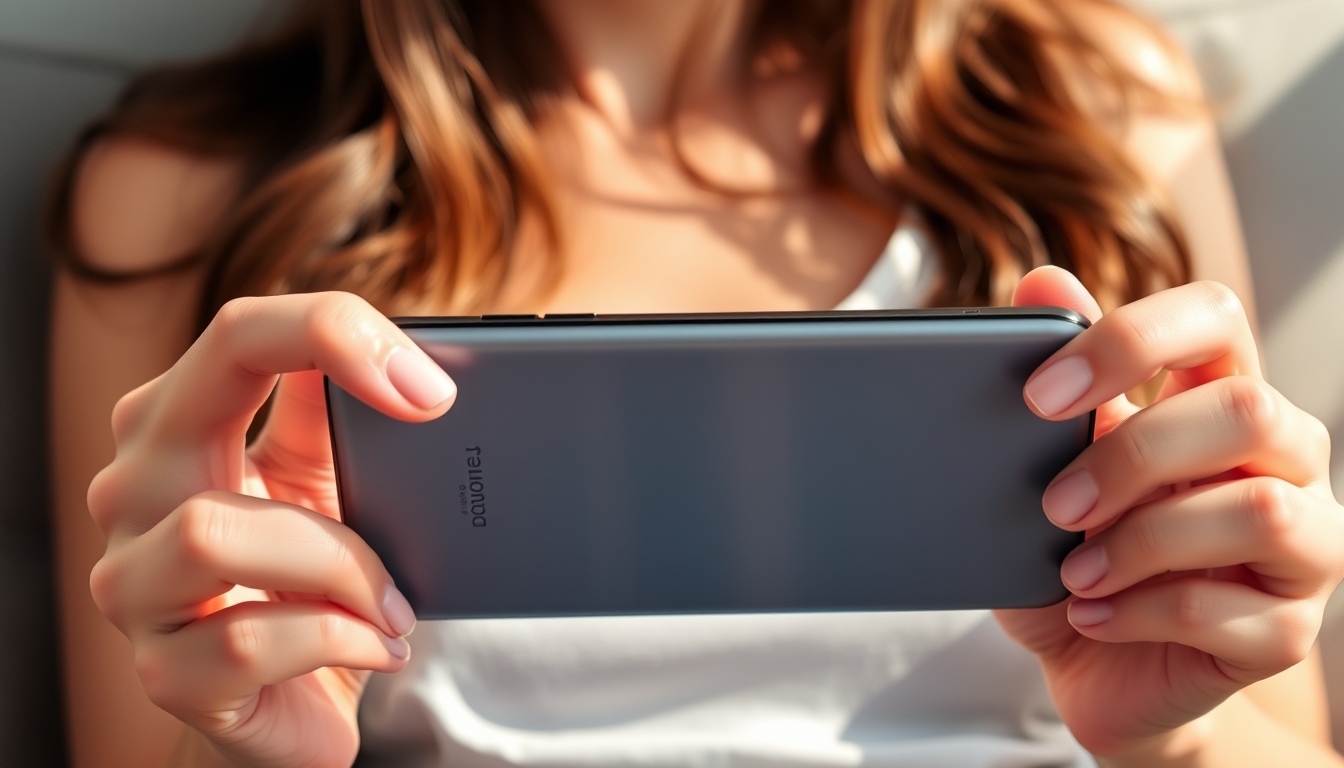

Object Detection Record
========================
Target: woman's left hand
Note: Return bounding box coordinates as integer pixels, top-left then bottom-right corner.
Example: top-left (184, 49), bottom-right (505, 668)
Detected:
top-left (995, 267), bottom-right (1343, 759)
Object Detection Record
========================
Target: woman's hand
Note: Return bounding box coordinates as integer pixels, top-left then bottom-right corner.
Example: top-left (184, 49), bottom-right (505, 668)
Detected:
top-left (86, 292), bottom-right (456, 768)
top-left (995, 267), bottom-right (1343, 761)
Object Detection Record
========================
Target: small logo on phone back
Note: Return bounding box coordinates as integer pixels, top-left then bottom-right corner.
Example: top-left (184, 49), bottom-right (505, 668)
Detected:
top-left (459, 446), bottom-right (486, 527)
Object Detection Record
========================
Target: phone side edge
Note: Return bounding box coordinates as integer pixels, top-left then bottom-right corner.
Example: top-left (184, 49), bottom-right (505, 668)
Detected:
top-left (323, 376), bottom-right (353, 527)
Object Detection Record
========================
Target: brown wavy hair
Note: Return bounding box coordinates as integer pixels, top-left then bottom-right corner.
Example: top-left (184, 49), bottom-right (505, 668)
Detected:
top-left (43, 0), bottom-right (1190, 325)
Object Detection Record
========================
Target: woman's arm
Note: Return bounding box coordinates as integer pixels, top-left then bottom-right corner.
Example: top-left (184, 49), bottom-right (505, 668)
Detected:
top-left (51, 138), bottom-right (239, 768)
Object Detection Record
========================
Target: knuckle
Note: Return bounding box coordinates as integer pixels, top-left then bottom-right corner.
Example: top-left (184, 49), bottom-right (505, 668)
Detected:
top-left (306, 292), bottom-right (378, 355)
top-left (1171, 582), bottom-right (1209, 630)
top-left (307, 291), bottom-right (367, 330)
top-left (1244, 477), bottom-right (1298, 546)
top-left (207, 297), bottom-right (262, 352)
top-left (1305, 414), bottom-right (1332, 462)
top-left (314, 611), bottom-right (348, 650)
top-left (311, 290), bottom-right (368, 320)
top-left (85, 464), bottom-right (125, 531)
top-left (317, 526), bottom-right (382, 605)
top-left (109, 381), bottom-right (155, 444)
top-left (88, 556), bottom-right (124, 623)
top-left (1114, 421), bottom-right (1158, 474)
top-left (175, 493), bottom-right (232, 565)
top-left (214, 296), bottom-right (260, 331)
top-left (1192, 281), bottom-right (1246, 323)
top-left (327, 535), bottom-right (357, 580)
top-left (1105, 303), bottom-right (1166, 367)
top-left (220, 616), bottom-right (264, 671)
top-left (1223, 377), bottom-right (1281, 442)
top-left (1128, 509), bottom-right (1165, 563)
top-left (1265, 606), bottom-right (1319, 671)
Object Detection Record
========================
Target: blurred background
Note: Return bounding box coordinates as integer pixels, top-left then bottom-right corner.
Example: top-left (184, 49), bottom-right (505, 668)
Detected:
top-left (1, 0), bottom-right (1341, 763)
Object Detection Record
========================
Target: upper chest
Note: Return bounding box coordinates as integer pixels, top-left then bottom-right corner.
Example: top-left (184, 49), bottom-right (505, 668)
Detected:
top-left (501, 95), bottom-right (901, 315)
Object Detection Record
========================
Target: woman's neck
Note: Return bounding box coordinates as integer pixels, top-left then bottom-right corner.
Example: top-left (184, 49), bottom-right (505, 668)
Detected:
top-left (533, 0), bottom-right (758, 134)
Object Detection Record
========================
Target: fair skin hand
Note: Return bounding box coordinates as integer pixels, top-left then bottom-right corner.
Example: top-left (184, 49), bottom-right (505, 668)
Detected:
top-left (85, 293), bottom-right (444, 767)
top-left (1000, 269), bottom-right (1344, 767)
top-left (52, 2), bottom-right (1341, 767)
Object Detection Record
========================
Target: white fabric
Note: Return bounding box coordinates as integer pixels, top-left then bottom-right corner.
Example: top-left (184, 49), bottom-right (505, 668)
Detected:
top-left (356, 219), bottom-right (1095, 768)
top-left (833, 222), bottom-right (938, 313)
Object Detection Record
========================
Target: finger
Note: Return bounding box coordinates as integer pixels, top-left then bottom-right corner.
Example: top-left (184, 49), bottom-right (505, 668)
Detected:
top-left (92, 491), bottom-right (417, 640)
top-left (1041, 376), bottom-right (1330, 529)
top-left (144, 292), bottom-right (455, 444)
top-left (1012, 266), bottom-right (1138, 434)
top-left (1066, 576), bottom-right (1320, 681)
top-left (136, 600), bottom-right (409, 730)
top-left (1011, 265), bottom-right (1103, 323)
top-left (1060, 478), bottom-right (1341, 601)
top-left (1023, 280), bottom-right (1259, 421)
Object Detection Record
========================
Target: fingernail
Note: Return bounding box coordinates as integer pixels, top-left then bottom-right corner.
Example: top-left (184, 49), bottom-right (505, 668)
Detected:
top-left (1043, 469), bottom-right (1098, 525)
top-left (381, 634), bottom-right (411, 661)
top-left (1061, 544), bottom-right (1108, 591)
top-left (1025, 356), bottom-right (1093, 416)
top-left (386, 347), bottom-right (456, 410)
top-left (382, 585), bottom-right (417, 638)
top-left (1069, 599), bottom-right (1112, 627)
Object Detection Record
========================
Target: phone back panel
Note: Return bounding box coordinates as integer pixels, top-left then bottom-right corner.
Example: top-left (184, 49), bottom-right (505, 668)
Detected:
top-left (327, 311), bottom-right (1091, 618)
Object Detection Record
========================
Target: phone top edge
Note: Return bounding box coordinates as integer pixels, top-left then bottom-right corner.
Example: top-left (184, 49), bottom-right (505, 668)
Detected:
top-left (410, 590), bottom-right (1074, 621)
top-left (390, 306), bottom-right (1091, 330)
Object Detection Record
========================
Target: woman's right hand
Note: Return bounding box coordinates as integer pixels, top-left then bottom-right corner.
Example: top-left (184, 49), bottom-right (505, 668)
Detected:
top-left (86, 292), bottom-right (457, 768)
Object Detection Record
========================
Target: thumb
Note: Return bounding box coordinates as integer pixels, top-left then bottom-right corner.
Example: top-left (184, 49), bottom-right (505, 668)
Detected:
top-left (1011, 266), bottom-right (1103, 322)
top-left (1012, 266), bottom-right (1136, 438)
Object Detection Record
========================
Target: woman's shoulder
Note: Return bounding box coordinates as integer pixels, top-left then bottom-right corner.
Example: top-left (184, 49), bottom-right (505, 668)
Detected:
top-left (1059, 1), bottom-right (1256, 316)
top-left (1060, 0), bottom-right (1204, 102)
top-left (69, 136), bottom-right (243, 275)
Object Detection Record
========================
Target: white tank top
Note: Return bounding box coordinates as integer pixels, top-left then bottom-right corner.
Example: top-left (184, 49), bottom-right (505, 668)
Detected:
top-left (355, 221), bottom-right (1095, 768)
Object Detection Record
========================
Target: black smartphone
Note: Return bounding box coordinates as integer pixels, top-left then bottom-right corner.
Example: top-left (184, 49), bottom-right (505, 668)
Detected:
top-left (326, 308), bottom-right (1092, 619)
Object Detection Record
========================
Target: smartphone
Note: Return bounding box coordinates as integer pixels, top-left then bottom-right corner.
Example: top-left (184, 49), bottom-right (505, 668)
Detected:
top-left (326, 308), bottom-right (1093, 619)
